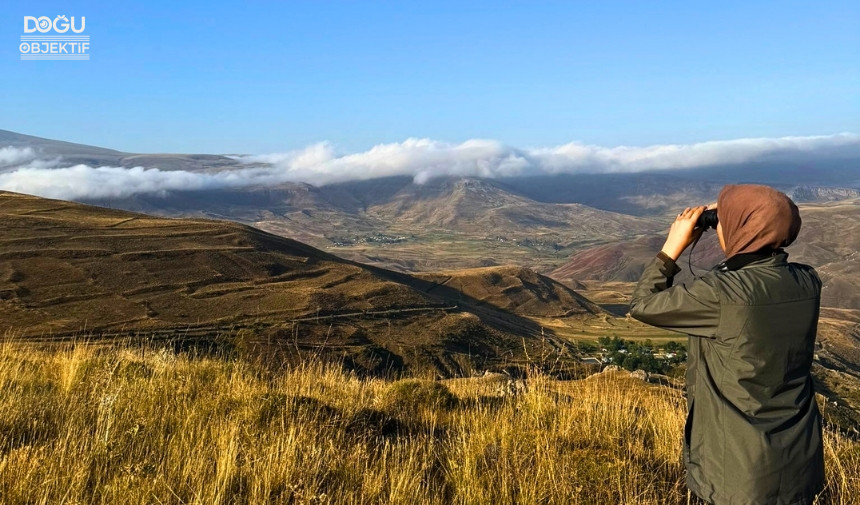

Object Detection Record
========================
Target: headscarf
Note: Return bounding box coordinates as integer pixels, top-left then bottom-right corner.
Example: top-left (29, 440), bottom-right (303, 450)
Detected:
top-left (716, 184), bottom-right (802, 258)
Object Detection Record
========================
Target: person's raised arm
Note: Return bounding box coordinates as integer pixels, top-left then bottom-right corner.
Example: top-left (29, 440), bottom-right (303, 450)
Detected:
top-left (628, 205), bottom-right (720, 338)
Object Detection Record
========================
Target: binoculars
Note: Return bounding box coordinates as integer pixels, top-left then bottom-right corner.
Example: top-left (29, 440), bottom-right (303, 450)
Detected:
top-left (696, 209), bottom-right (719, 230)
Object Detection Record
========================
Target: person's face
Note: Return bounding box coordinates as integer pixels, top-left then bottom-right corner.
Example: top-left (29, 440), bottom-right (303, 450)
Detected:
top-left (717, 222), bottom-right (726, 253)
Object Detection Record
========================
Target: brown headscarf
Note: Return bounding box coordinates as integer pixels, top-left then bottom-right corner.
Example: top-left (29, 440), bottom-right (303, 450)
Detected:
top-left (716, 184), bottom-right (802, 258)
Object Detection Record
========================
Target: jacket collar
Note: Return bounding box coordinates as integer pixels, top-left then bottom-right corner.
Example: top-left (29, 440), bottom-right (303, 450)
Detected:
top-left (717, 249), bottom-right (788, 272)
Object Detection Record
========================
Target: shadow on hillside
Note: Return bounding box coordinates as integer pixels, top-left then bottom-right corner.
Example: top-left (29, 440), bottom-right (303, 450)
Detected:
top-left (359, 262), bottom-right (554, 341)
top-left (600, 304), bottom-right (631, 317)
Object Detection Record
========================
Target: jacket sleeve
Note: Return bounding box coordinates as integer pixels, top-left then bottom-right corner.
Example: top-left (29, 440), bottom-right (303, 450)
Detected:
top-left (628, 252), bottom-right (721, 338)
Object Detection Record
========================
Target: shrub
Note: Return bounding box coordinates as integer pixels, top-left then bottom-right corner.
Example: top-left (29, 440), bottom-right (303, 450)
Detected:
top-left (378, 379), bottom-right (458, 417)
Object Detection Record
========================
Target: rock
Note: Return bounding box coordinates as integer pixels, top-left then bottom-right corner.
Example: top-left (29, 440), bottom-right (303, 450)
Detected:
top-left (481, 370), bottom-right (507, 380)
top-left (630, 369), bottom-right (649, 381)
top-left (496, 379), bottom-right (527, 397)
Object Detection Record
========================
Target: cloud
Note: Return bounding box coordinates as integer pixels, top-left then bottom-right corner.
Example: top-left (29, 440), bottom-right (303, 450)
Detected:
top-left (0, 164), bottom-right (286, 200)
top-left (0, 147), bottom-right (63, 171)
top-left (232, 133), bottom-right (860, 183)
top-left (0, 146), bottom-right (36, 167)
top-left (1, 133), bottom-right (858, 200)
top-left (532, 133), bottom-right (860, 173)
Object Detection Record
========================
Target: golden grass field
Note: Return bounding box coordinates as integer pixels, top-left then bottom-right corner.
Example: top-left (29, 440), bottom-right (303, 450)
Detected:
top-left (1, 341), bottom-right (857, 504)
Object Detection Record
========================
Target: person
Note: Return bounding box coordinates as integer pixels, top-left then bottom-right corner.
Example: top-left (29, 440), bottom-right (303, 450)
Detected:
top-left (629, 184), bottom-right (825, 505)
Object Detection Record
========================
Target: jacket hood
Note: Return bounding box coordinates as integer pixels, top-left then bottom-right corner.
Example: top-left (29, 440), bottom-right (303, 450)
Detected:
top-left (716, 184), bottom-right (802, 258)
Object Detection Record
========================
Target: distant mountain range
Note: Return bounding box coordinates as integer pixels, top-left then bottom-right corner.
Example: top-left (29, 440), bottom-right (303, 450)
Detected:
top-left (2, 128), bottom-right (858, 306)
top-left (3, 128), bottom-right (858, 217)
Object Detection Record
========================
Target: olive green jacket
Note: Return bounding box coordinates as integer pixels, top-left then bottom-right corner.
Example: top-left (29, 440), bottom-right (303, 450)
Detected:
top-left (629, 250), bottom-right (824, 505)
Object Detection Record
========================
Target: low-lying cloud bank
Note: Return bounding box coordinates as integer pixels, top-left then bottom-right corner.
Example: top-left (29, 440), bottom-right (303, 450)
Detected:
top-left (0, 133), bottom-right (858, 200)
top-left (0, 146), bottom-right (36, 166)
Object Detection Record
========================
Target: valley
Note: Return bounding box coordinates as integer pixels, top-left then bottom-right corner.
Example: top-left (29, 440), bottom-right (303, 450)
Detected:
top-left (2, 128), bottom-right (859, 426)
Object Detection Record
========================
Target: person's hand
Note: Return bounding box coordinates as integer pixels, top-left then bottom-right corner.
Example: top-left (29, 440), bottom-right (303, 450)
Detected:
top-left (661, 206), bottom-right (707, 261)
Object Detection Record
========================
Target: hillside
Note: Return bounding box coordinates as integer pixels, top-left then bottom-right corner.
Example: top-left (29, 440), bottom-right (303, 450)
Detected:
top-left (0, 191), bottom-right (601, 377)
top-left (253, 177), bottom-right (663, 273)
top-left (415, 265), bottom-right (602, 318)
top-left (101, 177), bottom-right (665, 273)
top-left (498, 168), bottom-right (860, 217)
top-left (0, 129), bottom-right (243, 172)
top-left (790, 199), bottom-right (860, 309)
top-left (63, 176), bottom-right (663, 273)
top-left (2, 344), bottom-right (858, 504)
top-left (364, 178), bottom-right (656, 235)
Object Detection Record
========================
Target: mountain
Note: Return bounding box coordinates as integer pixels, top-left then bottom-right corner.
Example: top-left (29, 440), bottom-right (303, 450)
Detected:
top-left (0, 190), bottom-right (603, 377)
top-left (496, 169), bottom-right (860, 218)
top-left (0, 129), bottom-right (243, 172)
top-left (364, 177), bottom-right (655, 234)
top-left (550, 235), bottom-right (671, 283)
top-left (84, 176), bottom-right (663, 274)
top-left (304, 177), bottom-right (663, 272)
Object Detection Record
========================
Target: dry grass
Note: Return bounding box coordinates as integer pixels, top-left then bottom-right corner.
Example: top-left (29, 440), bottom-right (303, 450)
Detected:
top-left (0, 342), bottom-right (857, 504)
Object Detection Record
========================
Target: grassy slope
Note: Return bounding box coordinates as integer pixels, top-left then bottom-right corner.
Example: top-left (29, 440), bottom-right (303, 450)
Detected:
top-left (0, 191), bottom-right (406, 335)
top-left (1, 343), bottom-right (857, 504)
top-left (0, 191), bottom-right (619, 378)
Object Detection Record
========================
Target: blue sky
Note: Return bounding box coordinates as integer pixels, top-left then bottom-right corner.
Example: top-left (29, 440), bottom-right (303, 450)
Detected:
top-left (2, 1), bottom-right (858, 154)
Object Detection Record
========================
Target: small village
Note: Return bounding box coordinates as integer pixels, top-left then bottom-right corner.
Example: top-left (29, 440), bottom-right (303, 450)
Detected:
top-left (579, 336), bottom-right (687, 374)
